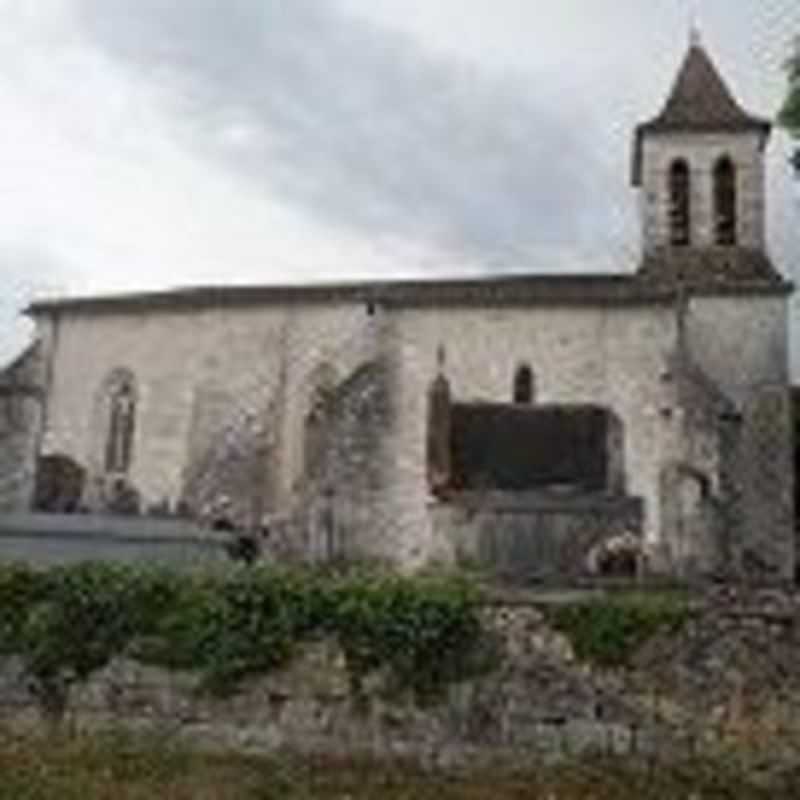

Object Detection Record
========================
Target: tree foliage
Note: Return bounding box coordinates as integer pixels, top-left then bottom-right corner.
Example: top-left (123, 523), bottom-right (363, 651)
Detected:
top-left (778, 39), bottom-right (800, 174)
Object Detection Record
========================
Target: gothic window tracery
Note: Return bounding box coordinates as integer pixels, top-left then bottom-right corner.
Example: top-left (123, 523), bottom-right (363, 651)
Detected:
top-left (668, 159), bottom-right (691, 246)
top-left (103, 370), bottom-right (136, 474)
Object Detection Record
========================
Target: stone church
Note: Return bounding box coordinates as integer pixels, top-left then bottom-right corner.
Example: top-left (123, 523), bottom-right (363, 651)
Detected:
top-left (0, 36), bottom-right (794, 581)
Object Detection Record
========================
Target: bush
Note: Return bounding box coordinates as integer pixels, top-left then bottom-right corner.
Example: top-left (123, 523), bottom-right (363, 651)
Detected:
top-left (0, 562), bottom-right (487, 714)
top-left (544, 591), bottom-right (691, 668)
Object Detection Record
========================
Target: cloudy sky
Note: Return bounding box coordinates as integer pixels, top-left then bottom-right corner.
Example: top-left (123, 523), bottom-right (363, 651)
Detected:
top-left (1, 0), bottom-right (799, 367)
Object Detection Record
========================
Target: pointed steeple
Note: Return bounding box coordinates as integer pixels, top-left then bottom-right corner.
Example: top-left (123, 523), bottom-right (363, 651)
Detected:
top-left (632, 39), bottom-right (770, 185)
top-left (655, 39), bottom-right (767, 131)
top-left (630, 34), bottom-right (788, 287)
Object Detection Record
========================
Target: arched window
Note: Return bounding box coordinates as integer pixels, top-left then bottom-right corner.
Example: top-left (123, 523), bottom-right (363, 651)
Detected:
top-left (713, 156), bottom-right (737, 245)
top-left (513, 365), bottom-right (534, 404)
top-left (104, 370), bottom-right (136, 474)
top-left (426, 372), bottom-right (452, 496)
top-left (668, 159), bottom-right (691, 246)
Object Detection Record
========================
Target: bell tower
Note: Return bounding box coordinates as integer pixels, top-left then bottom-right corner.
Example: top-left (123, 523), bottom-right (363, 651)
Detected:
top-left (632, 33), bottom-right (780, 285)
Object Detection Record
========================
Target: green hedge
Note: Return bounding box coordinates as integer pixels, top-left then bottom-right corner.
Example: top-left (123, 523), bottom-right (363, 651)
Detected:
top-left (0, 562), bottom-right (487, 715)
top-left (543, 591), bottom-right (691, 668)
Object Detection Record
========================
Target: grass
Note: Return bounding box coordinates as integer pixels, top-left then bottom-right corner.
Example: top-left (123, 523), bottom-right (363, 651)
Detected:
top-left (0, 727), bottom-right (795, 799)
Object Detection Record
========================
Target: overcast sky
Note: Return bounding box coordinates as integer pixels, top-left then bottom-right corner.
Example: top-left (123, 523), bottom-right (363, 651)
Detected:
top-left (1, 0), bottom-right (799, 368)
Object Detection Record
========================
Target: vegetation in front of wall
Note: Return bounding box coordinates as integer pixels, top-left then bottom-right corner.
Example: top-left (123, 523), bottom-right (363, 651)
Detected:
top-left (542, 591), bottom-right (692, 668)
top-left (0, 562), bottom-right (488, 717)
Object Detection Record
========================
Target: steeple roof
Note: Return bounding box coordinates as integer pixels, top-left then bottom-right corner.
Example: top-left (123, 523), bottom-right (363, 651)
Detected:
top-left (632, 39), bottom-right (771, 185)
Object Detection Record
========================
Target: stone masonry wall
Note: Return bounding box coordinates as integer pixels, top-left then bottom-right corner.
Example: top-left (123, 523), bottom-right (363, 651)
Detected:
top-left (639, 131), bottom-right (765, 251)
top-left (433, 493), bottom-right (643, 583)
top-left (0, 344), bottom-right (43, 512)
top-left (384, 302), bottom-right (679, 567)
top-left (686, 295), bottom-right (794, 580)
top-left (37, 303), bottom-right (380, 518)
top-left (3, 589), bottom-right (800, 770)
top-left (31, 289), bottom-right (792, 578)
top-left (295, 359), bottom-right (394, 563)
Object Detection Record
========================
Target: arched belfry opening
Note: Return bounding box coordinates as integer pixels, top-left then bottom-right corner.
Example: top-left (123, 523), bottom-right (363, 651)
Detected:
top-left (668, 159), bottom-right (691, 246)
top-left (633, 36), bottom-right (772, 260)
top-left (513, 364), bottom-right (535, 404)
top-left (713, 155), bottom-right (737, 245)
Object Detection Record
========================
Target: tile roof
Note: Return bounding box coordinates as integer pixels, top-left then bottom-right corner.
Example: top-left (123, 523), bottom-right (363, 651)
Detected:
top-left (632, 41), bottom-right (771, 185)
top-left (25, 262), bottom-right (791, 318)
top-left (637, 247), bottom-right (791, 291)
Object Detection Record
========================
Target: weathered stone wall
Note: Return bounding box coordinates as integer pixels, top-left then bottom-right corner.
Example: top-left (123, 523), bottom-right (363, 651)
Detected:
top-left (433, 492), bottom-right (643, 583)
top-left (35, 300), bottom-right (678, 567)
top-left (0, 344), bottom-right (43, 512)
top-left (686, 295), bottom-right (794, 580)
top-left (36, 303), bottom-right (380, 515)
top-left (3, 589), bottom-right (800, 770)
top-left (384, 302), bottom-right (679, 567)
top-left (656, 333), bottom-right (736, 578)
top-left (296, 359), bottom-right (394, 563)
top-left (639, 131), bottom-right (766, 251)
top-left (39, 306), bottom-right (287, 510)
top-left (30, 286), bottom-right (792, 578)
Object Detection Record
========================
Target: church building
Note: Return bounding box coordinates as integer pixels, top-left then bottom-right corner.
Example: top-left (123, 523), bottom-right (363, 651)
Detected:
top-left (2, 36), bottom-right (794, 581)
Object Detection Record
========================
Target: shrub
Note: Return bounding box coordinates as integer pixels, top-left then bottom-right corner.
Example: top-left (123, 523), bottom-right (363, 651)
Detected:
top-left (544, 591), bottom-right (691, 668)
top-left (0, 562), bottom-right (487, 714)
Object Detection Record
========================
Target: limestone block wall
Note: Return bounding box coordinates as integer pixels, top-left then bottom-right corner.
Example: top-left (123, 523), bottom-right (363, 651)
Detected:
top-left (38, 306), bottom-right (286, 511)
top-left (277, 305), bottom-right (388, 507)
top-left (433, 493), bottom-right (644, 583)
top-left (31, 288), bottom-right (792, 577)
top-left (639, 132), bottom-right (766, 251)
top-left (36, 302), bottom-right (383, 519)
top-left (296, 359), bottom-right (394, 564)
top-left (383, 303), bottom-right (679, 567)
top-left (656, 363), bottom-right (732, 577)
top-left (0, 344), bottom-right (43, 512)
top-left (2, 590), bottom-right (800, 769)
top-left (685, 295), bottom-right (794, 579)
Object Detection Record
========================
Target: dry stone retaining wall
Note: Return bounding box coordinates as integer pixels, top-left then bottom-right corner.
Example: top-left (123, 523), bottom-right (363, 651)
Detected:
top-left (3, 588), bottom-right (800, 770)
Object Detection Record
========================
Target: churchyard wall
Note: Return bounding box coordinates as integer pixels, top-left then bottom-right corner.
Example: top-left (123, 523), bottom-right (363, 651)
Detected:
top-left (2, 586), bottom-right (800, 771)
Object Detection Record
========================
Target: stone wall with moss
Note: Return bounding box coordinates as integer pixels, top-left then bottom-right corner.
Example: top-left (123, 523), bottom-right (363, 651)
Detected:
top-left (3, 580), bottom-right (800, 770)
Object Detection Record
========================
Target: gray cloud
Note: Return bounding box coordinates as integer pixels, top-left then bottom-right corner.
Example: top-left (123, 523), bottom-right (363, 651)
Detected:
top-left (78, 0), bottom-right (626, 265)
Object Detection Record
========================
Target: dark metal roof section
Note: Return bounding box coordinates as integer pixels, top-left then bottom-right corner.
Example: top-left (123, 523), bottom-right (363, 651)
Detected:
top-left (632, 40), bottom-right (771, 185)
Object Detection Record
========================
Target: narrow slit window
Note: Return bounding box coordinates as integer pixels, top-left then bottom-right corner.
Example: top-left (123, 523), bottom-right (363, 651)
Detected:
top-left (513, 365), bottom-right (534, 404)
